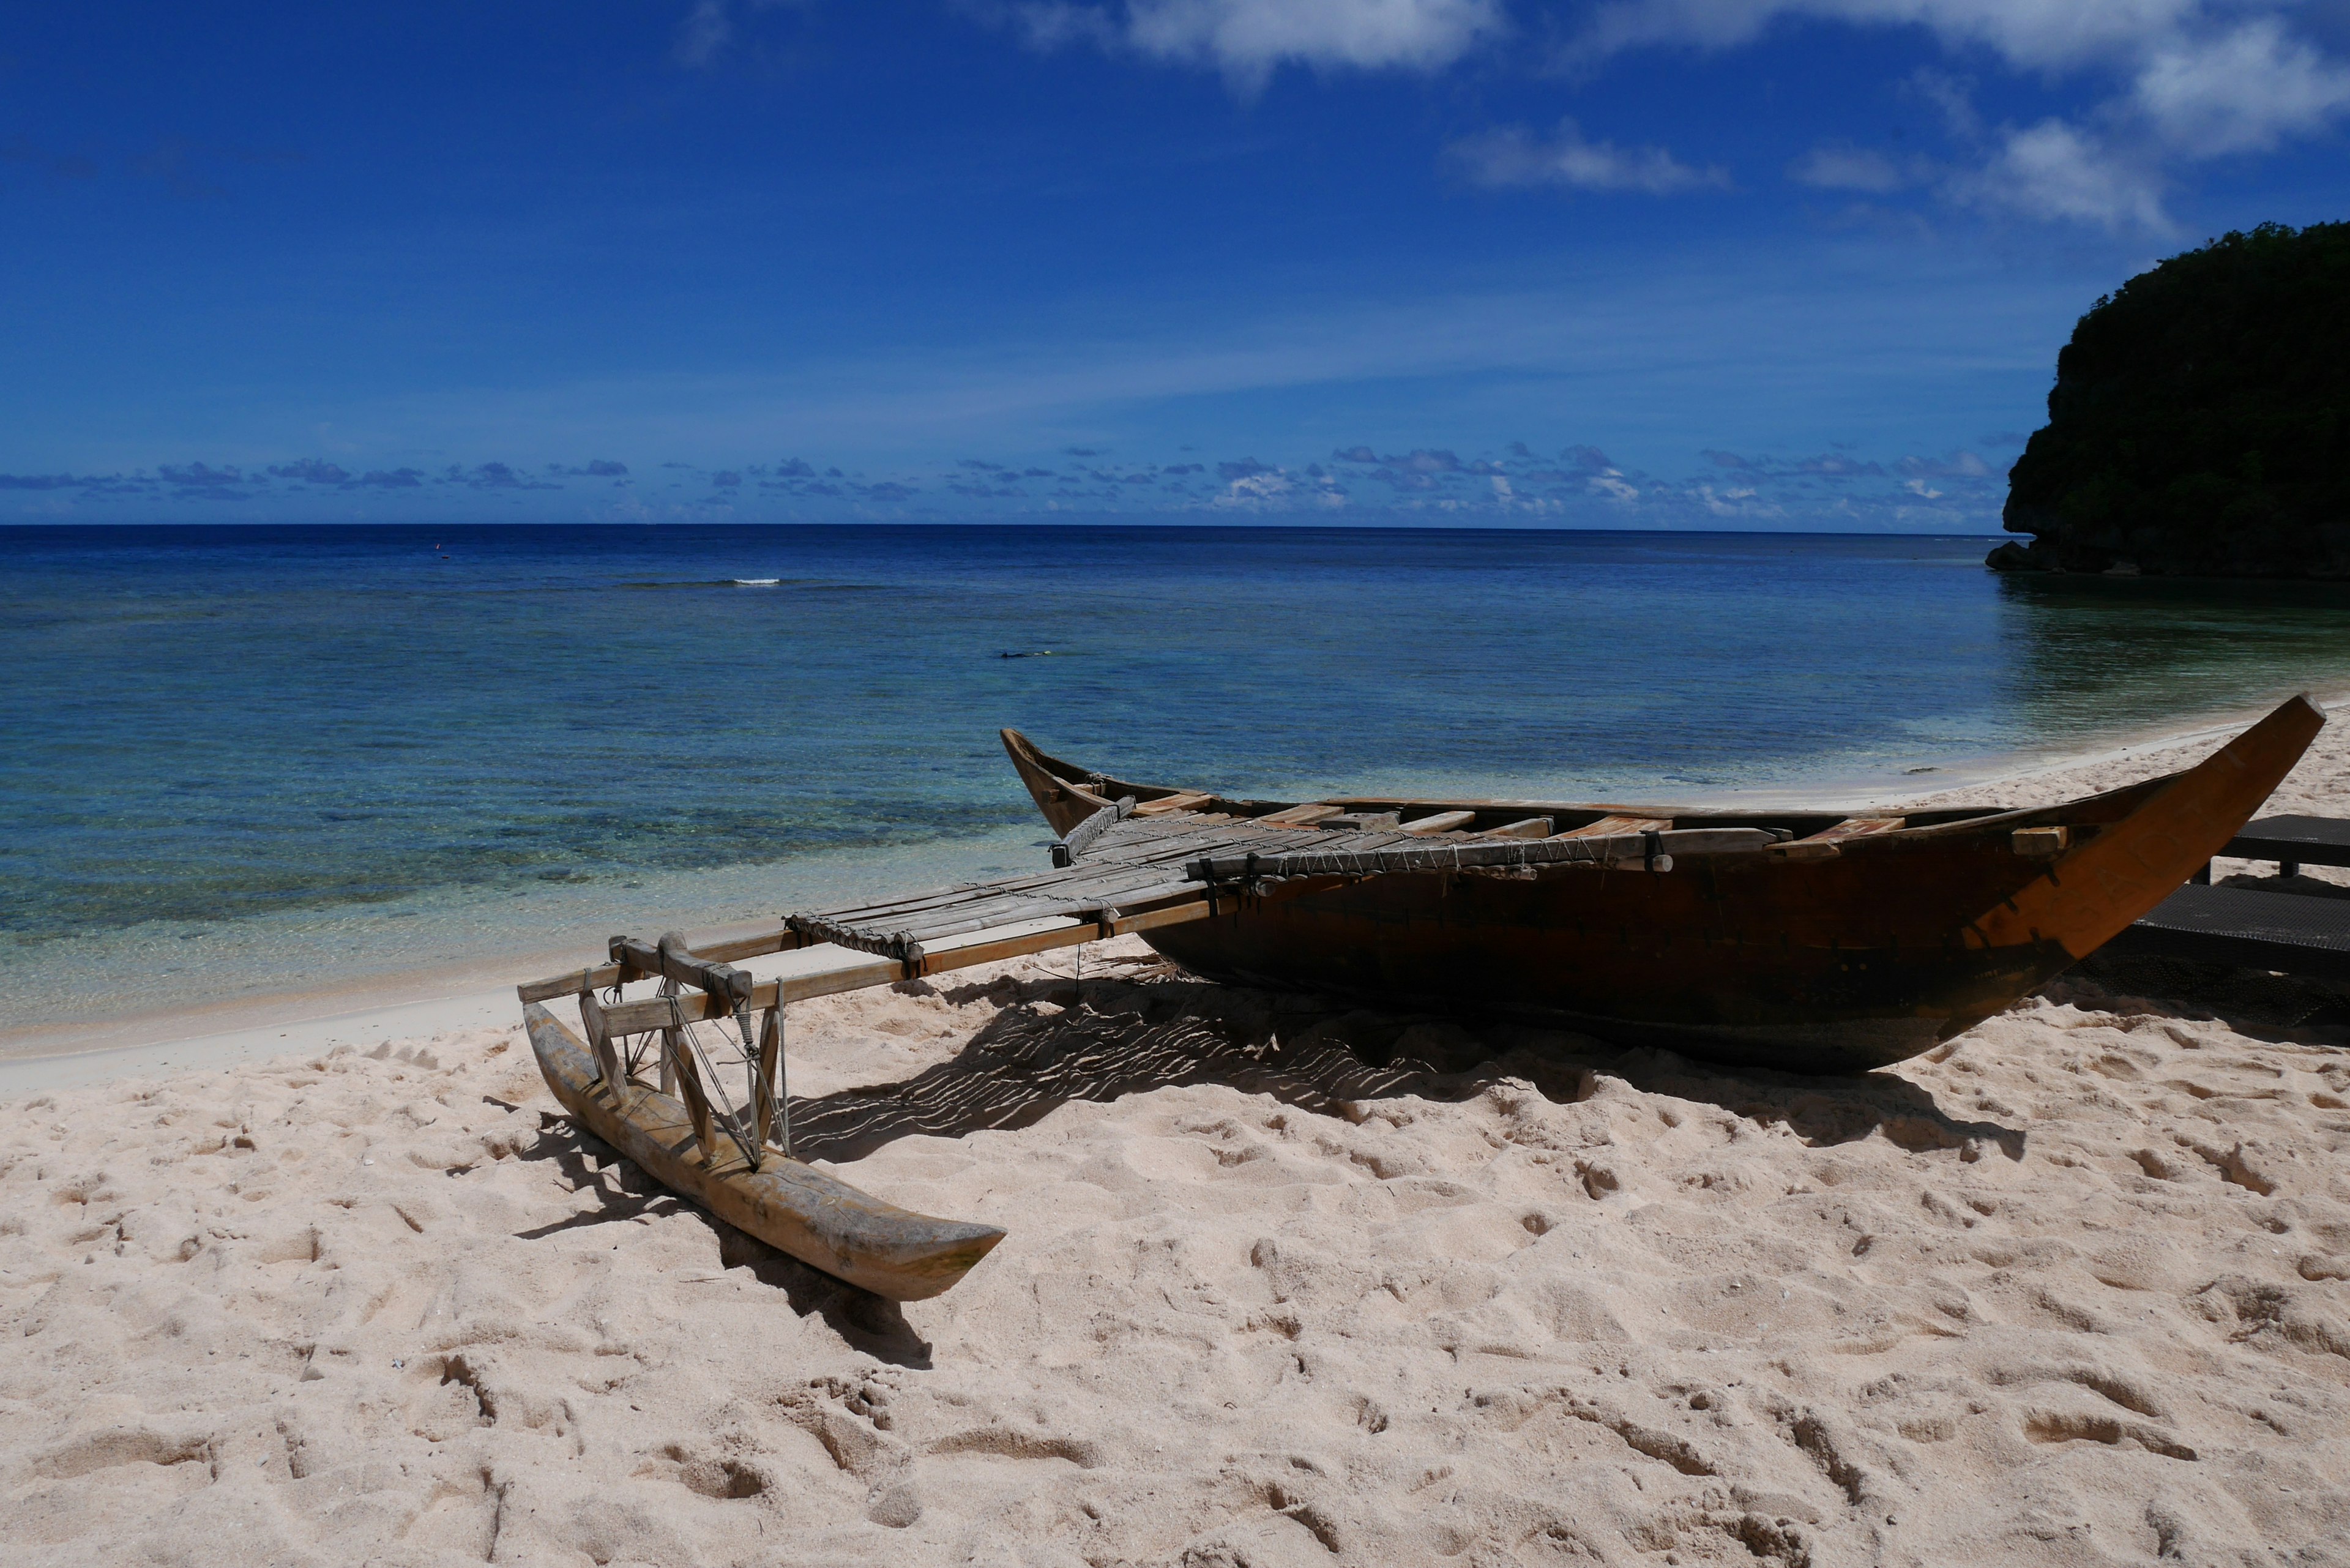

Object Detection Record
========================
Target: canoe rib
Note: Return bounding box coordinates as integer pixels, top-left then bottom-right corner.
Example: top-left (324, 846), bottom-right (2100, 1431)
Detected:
top-left (522, 1002), bottom-right (1003, 1301)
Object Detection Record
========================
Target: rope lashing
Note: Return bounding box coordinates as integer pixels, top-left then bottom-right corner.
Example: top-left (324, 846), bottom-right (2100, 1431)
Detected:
top-left (1051, 795), bottom-right (1137, 867)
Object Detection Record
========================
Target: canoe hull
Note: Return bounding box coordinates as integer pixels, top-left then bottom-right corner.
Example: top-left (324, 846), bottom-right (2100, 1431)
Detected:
top-left (1007, 696), bottom-right (2324, 1073)
top-left (523, 1002), bottom-right (1003, 1299)
top-left (1138, 870), bottom-right (2066, 1072)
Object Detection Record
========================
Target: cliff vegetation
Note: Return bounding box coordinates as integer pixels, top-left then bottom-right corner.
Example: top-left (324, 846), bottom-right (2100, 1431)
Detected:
top-left (1991, 221), bottom-right (2350, 578)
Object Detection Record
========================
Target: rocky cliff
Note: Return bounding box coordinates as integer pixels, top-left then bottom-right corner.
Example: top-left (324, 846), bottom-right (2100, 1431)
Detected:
top-left (1990, 221), bottom-right (2350, 578)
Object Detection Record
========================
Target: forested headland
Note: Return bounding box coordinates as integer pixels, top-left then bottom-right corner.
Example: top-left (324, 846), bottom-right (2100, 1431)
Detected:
top-left (1991, 221), bottom-right (2349, 579)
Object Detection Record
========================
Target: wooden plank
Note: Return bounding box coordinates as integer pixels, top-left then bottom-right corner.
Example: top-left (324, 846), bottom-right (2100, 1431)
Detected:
top-left (885, 872), bottom-right (1208, 941)
top-left (1800, 816), bottom-right (1906, 843)
top-left (1483, 817), bottom-right (1554, 840)
top-left (829, 857), bottom-right (1223, 945)
top-left (1131, 791), bottom-right (1215, 817)
top-left (612, 932), bottom-right (755, 1006)
top-left (599, 898), bottom-right (1226, 1034)
top-left (1399, 810), bottom-right (1478, 835)
top-left (1553, 815), bottom-right (1672, 838)
top-left (1257, 804), bottom-right (1343, 826)
top-left (517, 924), bottom-right (807, 1002)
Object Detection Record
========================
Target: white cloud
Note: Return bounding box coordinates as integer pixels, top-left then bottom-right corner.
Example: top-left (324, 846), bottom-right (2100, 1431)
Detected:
top-left (1578, 1), bottom-right (2350, 231)
top-left (1581, 0), bottom-right (2203, 72)
top-left (2132, 18), bottom-right (2350, 154)
top-left (1453, 119), bottom-right (1731, 193)
top-left (1016, 0), bottom-right (1505, 86)
top-left (1953, 119), bottom-right (2169, 231)
top-left (1788, 142), bottom-right (1906, 192)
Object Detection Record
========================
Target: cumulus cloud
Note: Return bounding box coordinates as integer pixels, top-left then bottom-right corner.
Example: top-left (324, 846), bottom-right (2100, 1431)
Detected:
top-left (268, 459), bottom-right (351, 485)
top-left (455, 461), bottom-right (560, 491)
top-left (1953, 119), bottom-right (2166, 230)
top-left (1012, 0), bottom-right (1505, 88)
top-left (1578, 0), bottom-right (2209, 70)
top-left (2130, 18), bottom-right (2350, 155)
top-left (1898, 449), bottom-right (1994, 479)
top-left (1581, 0), bottom-right (2350, 230)
top-left (1452, 119), bottom-right (1729, 193)
top-left (157, 462), bottom-right (252, 496)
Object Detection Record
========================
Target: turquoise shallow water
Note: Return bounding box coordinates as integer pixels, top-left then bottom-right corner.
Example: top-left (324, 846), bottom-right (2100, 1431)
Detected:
top-left (9, 523), bottom-right (2350, 1030)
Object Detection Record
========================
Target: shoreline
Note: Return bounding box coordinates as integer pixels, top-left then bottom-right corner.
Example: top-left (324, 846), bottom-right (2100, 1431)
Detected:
top-left (4, 685), bottom-right (2339, 1092)
top-left (7, 685), bottom-right (2349, 1564)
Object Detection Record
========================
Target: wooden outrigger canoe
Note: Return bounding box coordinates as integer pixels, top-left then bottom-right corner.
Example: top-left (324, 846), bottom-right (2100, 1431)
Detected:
top-left (516, 694), bottom-right (2318, 1299)
top-left (1002, 693), bottom-right (2324, 1073)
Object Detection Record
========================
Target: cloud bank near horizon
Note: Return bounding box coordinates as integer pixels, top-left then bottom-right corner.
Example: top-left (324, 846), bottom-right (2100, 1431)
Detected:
top-left (0, 433), bottom-right (2019, 531)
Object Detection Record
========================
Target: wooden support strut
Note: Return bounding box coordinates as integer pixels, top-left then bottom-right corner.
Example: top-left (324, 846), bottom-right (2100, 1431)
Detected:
top-left (754, 1002), bottom-right (786, 1156)
top-left (660, 992), bottom-right (716, 1156)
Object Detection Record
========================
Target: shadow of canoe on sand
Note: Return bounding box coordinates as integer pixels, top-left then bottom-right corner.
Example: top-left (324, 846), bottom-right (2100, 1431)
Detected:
top-left (782, 963), bottom-right (2030, 1170)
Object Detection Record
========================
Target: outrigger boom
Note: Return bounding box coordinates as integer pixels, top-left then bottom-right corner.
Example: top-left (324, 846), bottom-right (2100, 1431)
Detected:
top-left (516, 862), bottom-right (1241, 1298)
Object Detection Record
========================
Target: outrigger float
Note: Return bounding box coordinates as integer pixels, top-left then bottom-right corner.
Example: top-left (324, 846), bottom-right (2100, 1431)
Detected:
top-left (517, 693), bottom-right (2322, 1299)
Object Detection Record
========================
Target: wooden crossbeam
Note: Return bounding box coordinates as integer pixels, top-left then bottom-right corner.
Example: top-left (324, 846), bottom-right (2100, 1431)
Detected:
top-left (589, 895), bottom-right (1223, 1036)
top-left (1802, 816), bottom-right (1906, 842)
top-left (1256, 803), bottom-right (1343, 826)
top-left (1553, 815), bottom-right (1671, 838)
top-left (1132, 791), bottom-right (1215, 816)
top-left (1399, 810), bottom-right (1478, 835)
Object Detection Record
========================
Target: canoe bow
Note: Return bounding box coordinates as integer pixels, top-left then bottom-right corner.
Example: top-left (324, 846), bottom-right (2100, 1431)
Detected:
top-left (1974, 693), bottom-right (2325, 960)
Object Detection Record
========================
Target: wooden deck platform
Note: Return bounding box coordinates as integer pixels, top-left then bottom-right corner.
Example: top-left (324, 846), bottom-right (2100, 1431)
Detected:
top-left (519, 800), bottom-right (1778, 1037)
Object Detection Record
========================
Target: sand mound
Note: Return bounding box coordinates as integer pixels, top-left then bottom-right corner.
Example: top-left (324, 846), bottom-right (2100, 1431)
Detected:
top-left (6, 936), bottom-right (2350, 1566)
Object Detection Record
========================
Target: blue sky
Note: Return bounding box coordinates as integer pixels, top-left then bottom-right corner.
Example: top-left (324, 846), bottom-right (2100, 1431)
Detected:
top-left (3, 1), bottom-right (2344, 528)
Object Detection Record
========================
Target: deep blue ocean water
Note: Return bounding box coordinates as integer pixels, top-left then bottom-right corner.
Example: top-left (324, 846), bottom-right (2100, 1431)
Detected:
top-left (10, 524), bottom-right (2350, 1029)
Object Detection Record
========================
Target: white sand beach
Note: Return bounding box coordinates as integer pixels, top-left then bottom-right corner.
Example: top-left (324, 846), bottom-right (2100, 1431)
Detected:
top-left (6, 711), bottom-right (2349, 1566)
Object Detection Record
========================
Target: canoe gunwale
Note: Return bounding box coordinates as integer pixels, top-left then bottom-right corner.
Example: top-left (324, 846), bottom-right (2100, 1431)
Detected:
top-left (998, 731), bottom-right (2188, 851)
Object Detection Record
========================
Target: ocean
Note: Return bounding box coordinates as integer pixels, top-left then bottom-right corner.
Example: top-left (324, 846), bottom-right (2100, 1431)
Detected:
top-left (10, 523), bottom-right (2350, 1033)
